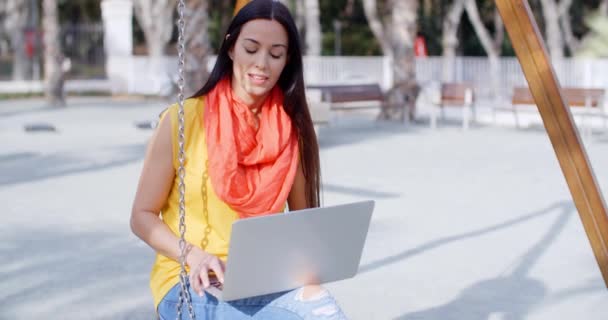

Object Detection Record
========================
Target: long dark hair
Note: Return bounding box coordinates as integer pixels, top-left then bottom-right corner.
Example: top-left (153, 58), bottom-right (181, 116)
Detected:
top-left (191, 0), bottom-right (321, 208)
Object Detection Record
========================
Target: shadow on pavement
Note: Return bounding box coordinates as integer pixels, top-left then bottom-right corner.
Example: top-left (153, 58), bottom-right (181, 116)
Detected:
top-left (317, 116), bottom-right (422, 150)
top-left (0, 228), bottom-right (155, 319)
top-left (0, 144), bottom-right (145, 188)
top-left (322, 183), bottom-right (401, 199)
top-left (394, 202), bottom-right (602, 320)
top-left (359, 201), bottom-right (572, 275)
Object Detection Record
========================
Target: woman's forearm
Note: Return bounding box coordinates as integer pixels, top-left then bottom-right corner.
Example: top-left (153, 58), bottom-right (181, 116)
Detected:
top-left (130, 210), bottom-right (185, 263)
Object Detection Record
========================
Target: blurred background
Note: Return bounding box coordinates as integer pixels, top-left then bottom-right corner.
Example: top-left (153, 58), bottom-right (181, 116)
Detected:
top-left (1, 0), bottom-right (608, 108)
top-left (3, 1), bottom-right (608, 319)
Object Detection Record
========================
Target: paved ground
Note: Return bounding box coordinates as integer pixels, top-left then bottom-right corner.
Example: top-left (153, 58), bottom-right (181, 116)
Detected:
top-left (2, 97), bottom-right (608, 319)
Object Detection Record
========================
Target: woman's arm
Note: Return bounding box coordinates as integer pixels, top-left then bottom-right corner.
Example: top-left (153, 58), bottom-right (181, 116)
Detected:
top-left (130, 113), bottom-right (224, 294)
top-left (287, 159), bottom-right (308, 211)
top-left (130, 113), bottom-right (184, 261)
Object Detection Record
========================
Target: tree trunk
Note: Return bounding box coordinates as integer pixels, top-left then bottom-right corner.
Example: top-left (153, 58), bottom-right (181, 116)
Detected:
top-left (558, 0), bottom-right (578, 55)
top-left (464, 0), bottom-right (501, 99)
top-left (217, 0), bottom-right (232, 38)
top-left (342, 0), bottom-right (355, 17)
top-left (133, 0), bottom-right (176, 57)
top-left (133, 0), bottom-right (176, 95)
top-left (361, 0), bottom-right (392, 57)
top-left (183, 0), bottom-right (210, 97)
top-left (442, 0), bottom-right (465, 82)
top-left (42, 0), bottom-right (65, 106)
top-left (494, 7), bottom-right (504, 53)
top-left (304, 0), bottom-right (321, 55)
top-left (539, 0), bottom-right (564, 60)
top-left (384, 0), bottom-right (419, 122)
top-left (363, 0), bottom-right (418, 121)
top-left (5, 0), bottom-right (29, 80)
top-left (295, 0), bottom-right (305, 40)
top-left (600, 0), bottom-right (608, 14)
top-left (422, 0), bottom-right (432, 17)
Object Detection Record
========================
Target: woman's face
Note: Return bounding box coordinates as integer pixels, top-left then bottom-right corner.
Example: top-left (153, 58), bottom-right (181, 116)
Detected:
top-left (229, 19), bottom-right (289, 107)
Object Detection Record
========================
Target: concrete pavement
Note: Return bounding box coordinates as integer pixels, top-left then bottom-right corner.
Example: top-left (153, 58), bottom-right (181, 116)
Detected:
top-left (2, 97), bottom-right (608, 319)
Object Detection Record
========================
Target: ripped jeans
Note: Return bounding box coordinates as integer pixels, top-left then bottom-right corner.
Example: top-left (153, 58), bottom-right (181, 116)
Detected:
top-left (157, 281), bottom-right (349, 319)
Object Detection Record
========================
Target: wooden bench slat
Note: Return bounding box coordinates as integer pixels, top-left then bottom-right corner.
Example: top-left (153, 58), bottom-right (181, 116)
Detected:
top-left (513, 87), bottom-right (605, 107)
top-left (440, 83), bottom-right (474, 106)
top-left (308, 84), bottom-right (384, 104)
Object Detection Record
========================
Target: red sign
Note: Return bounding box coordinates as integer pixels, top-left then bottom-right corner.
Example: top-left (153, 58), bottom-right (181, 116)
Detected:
top-left (415, 35), bottom-right (428, 57)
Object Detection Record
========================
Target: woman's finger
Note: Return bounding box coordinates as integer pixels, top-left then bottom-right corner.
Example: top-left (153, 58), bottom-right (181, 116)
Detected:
top-left (218, 258), bottom-right (226, 271)
top-left (209, 259), bottom-right (225, 284)
top-left (190, 267), bottom-right (203, 296)
top-left (199, 265), bottom-right (211, 290)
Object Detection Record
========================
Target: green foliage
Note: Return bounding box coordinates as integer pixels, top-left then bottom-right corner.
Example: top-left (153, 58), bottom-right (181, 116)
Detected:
top-left (319, 0), bottom-right (381, 55)
top-left (51, 0), bottom-right (604, 57)
top-left (57, 0), bottom-right (101, 24)
top-left (576, 10), bottom-right (608, 57)
top-left (418, 0), bottom-right (450, 56)
top-left (322, 24), bottom-right (381, 56)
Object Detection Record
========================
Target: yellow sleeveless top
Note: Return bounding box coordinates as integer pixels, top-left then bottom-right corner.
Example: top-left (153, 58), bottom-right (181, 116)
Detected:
top-left (150, 97), bottom-right (239, 308)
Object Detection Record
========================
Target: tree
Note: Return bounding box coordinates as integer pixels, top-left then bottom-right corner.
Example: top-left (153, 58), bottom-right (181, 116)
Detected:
top-left (294, 0), bottom-right (305, 35)
top-left (463, 0), bottom-right (501, 99)
top-left (390, 0), bottom-right (419, 121)
top-left (42, 0), bottom-right (65, 106)
top-left (442, 0), bottom-right (465, 82)
top-left (304, 0), bottom-right (321, 55)
top-left (133, 0), bottom-right (177, 58)
top-left (133, 0), bottom-right (177, 94)
top-left (363, 0), bottom-right (419, 121)
top-left (183, 0), bottom-right (211, 97)
top-left (558, 0), bottom-right (578, 55)
top-left (535, 0), bottom-right (580, 59)
top-left (361, 0), bottom-right (392, 56)
top-left (575, 9), bottom-right (608, 58)
top-left (3, 0), bottom-right (29, 80)
top-left (219, 0), bottom-right (233, 35)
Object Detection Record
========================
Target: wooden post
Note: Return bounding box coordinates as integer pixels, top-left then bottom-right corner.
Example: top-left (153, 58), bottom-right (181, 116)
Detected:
top-left (495, 0), bottom-right (608, 287)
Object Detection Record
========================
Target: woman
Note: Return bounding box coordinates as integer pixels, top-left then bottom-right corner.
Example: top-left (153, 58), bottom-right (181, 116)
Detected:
top-left (130, 1), bottom-right (348, 319)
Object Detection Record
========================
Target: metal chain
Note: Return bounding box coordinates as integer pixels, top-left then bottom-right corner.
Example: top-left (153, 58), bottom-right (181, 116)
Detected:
top-left (201, 160), bottom-right (211, 249)
top-left (175, 0), bottom-right (195, 319)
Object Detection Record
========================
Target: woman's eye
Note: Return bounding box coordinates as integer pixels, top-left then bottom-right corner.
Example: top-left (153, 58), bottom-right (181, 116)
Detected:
top-left (270, 53), bottom-right (282, 59)
top-left (245, 49), bottom-right (256, 54)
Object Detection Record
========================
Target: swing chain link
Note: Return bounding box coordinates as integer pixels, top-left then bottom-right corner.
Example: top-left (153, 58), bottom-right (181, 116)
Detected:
top-left (201, 160), bottom-right (211, 249)
top-left (175, 0), bottom-right (196, 319)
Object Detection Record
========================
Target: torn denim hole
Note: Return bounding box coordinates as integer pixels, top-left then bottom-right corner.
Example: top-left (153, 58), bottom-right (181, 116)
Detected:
top-left (295, 287), bottom-right (329, 302)
top-left (312, 304), bottom-right (339, 316)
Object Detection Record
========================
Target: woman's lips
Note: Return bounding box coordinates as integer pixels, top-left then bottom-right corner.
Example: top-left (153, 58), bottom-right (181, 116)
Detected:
top-left (248, 73), bottom-right (268, 85)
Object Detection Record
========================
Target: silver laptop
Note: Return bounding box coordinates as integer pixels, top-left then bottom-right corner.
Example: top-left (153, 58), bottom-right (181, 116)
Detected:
top-left (205, 200), bottom-right (375, 301)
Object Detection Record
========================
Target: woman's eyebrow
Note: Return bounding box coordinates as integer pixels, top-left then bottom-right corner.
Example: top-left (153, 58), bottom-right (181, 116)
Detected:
top-left (243, 38), bottom-right (287, 49)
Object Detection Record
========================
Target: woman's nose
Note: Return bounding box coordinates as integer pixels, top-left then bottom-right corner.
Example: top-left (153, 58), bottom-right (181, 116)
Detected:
top-left (254, 52), bottom-right (268, 70)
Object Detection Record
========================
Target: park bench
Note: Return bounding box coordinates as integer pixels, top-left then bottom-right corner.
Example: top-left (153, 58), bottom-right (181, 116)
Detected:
top-left (306, 88), bottom-right (331, 127)
top-left (505, 86), bottom-right (606, 137)
top-left (306, 83), bottom-right (413, 124)
top-left (305, 84), bottom-right (386, 127)
top-left (318, 84), bottom-right (384, 108)
top-left (310, 83), bottom-right (385, 109)
top-left (428, 82), bottom-right (475, 130)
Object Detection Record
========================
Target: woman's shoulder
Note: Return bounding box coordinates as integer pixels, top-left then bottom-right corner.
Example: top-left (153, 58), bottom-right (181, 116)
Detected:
top-left (168, 96), bottom-right (206, 113)
top-left (161, 96), bottom-right (206, 120)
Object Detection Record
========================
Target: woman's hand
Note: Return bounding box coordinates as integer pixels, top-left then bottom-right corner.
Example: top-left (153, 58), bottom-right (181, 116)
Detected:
top-left (186, 246), bottom-right (225, 296)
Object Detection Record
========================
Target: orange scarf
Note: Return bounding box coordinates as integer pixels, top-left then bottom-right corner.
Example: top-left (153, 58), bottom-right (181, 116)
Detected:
top-left (204, 77), bottom-right (299, 218)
